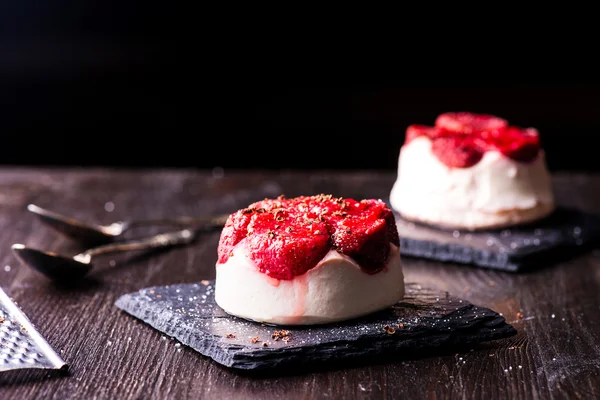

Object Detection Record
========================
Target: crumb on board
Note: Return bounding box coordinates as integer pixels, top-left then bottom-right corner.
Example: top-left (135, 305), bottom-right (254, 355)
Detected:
top-left (149, 290), bottom-right (155, 294)
top-left (156, 295), bottom-right (162, 299)
top-left (225, 333), bottom-right (236, 339)
top-left (271, 330), bottom-right (291, 341)
top-left (383, 325), bottom-right (396, 334)
top-left (201, 280), bottom-right (210, 286)
top-left (398, 323), bottom-right (404, 329)
top-left (489, 354), bottom-right (494, 357)
top-left (0, 317), bottom-right (4, 323)
top-left (251, 336), bottom-right (259, 343)
top-left (517, 312), bottom-right (523, 319)
top-left (262, 341), bottom-right (270, 347)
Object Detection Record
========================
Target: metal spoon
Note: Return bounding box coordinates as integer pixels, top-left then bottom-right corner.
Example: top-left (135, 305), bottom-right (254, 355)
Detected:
top-left (27, 204), bottom-right (229, 246)
top-left (11, 227), bottom-right (203, 281)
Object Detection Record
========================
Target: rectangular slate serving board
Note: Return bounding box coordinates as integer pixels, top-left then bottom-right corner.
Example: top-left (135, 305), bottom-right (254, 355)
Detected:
top-left (115, 281), bottom-right (516, 373)
top-left (391, 205), bottom-right (600, 272)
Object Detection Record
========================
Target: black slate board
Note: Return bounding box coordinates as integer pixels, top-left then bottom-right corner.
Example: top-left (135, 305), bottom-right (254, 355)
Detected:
top-left (115, 281), bottom-right (516, 373)
top-left (391, 205), bottom-right (600, 272)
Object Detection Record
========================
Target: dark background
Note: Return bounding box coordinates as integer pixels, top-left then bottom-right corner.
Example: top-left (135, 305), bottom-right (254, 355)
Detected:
top-left (1, 3), bottom-right (599, 172)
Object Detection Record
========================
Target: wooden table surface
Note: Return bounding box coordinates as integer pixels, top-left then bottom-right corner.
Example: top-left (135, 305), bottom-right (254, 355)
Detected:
top-left (0, 168), bottom-right (599, 399)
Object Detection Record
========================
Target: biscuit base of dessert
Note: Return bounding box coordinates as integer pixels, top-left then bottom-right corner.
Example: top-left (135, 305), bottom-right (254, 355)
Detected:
top-left (215, 242), bottom-right (404, 326)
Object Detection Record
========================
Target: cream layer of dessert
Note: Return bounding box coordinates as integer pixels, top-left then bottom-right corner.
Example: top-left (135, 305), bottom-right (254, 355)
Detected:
top-left (215, 194), bottom-right (404, 325)
top-left (389, 112), bottom-right (555, 230)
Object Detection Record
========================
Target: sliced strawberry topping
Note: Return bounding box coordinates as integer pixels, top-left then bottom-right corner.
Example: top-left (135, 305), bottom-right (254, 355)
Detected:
top-left (217, 210), bottom-right (254, 263)
top-left (245, 211), bottom-right (331, 280)
top-left (435, 112), bottom-right (508, 134)
top-left (483, 126), bottom-right (540, 162)
top-left (331, 211), bottom-right (390, 273)
top-left (216, 195), bottom-right (399, 280)
top-left (381, 207), bottom-right (400, 248)
top-left (404, 112), bottom-right (542, 167)
top-left (405, 124), bottom-right (440, 143)
top-left (431, 136), bottom-right (485, 168)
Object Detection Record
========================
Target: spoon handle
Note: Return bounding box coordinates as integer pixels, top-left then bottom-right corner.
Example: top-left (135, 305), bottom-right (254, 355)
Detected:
top-left (82, 228), bottom-right (198, 258)
top-left (125, 214), bottom-right (230, 231)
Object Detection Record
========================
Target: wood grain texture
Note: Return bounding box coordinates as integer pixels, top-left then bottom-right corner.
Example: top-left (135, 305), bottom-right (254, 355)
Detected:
top-left (0, 167), bottom-right (599, 399)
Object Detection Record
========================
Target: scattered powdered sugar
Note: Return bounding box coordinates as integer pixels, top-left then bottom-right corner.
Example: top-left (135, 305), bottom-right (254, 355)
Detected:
top-left (114, 281), bottom-right (516, 371)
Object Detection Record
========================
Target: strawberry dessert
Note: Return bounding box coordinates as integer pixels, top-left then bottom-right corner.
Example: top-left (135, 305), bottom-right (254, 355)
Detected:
top-left (214, 194), bottom-right (404, 325)
top-left (389, 112), bottom-right (555, 230)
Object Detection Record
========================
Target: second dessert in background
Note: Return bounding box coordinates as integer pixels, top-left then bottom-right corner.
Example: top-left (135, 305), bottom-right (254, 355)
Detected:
top-left (389, 112), bottom-right (555, 231)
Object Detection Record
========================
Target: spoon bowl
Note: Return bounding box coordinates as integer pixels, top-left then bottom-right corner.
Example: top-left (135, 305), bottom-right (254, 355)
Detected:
top-left (11, 244), bottom-right (92, 281)
top-left (27, 204), bottom-right (229, 246)
top-left (27, 204), bottom-right (123, 246)
top-left (11, 228), bottom-right (198, 282)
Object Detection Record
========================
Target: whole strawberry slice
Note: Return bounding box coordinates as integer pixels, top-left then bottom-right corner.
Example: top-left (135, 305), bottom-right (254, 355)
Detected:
top-left (331, 212), bottom-right (389, 273)
top-left (482, 126), bottom-right (540, 162)
top-left (430, 136), bottom-right (485, 168)
top-left (217, 195), bottom-right (400, 280)
top-left (435, 112), bottom-right (508, 135)
top-left (405, 124), bottom-right (440, 143)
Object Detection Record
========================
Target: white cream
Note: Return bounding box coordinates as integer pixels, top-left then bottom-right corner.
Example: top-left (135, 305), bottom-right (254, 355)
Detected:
top-left (389, 137), bottom-right (555, 230)
top-left (215, 241), bottom-right (404, 325)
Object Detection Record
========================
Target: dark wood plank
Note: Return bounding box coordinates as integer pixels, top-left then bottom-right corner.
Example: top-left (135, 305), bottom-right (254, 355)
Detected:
top-left (1, 168), bottom-right (599, 399)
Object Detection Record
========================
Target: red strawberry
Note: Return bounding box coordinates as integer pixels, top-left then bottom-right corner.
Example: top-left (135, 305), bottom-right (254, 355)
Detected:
top-left (216, 195), bottom-right (399, 280)
top-left (331, 210), bottom-right (390, 273)
top-left (483, 126), bottom-right (540, 162)
top-left (405, 124), bottom-right (440, 143)
top-left (245, 211), bottom-right (331, 280)
top-left (404, 112), bottom-right (542, 167)
top-left (430, 136), bottom-right (485, 168)
top-left (435, 112), bottom-right (508, 134)
top-left (217, 210), bottom-right (254, 263)
top-left (381, 207), bottom-right (400, 248)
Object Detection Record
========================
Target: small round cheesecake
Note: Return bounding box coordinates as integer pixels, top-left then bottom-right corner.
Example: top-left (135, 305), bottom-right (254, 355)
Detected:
top-left (214, 194), bottom-right (404, 325)
top-left (390, 112), bottom-right (555, 231)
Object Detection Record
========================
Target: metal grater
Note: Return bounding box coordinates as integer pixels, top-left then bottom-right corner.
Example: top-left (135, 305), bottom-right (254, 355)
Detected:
top-left (0, 286), bottom-right (67, 372)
